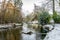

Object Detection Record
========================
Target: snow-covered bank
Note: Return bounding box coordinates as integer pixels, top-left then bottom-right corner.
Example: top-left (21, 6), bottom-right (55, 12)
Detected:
top-left (44, 24), bottom-right (60, 40)
top-left (0, 24), bottom-right (12, 28)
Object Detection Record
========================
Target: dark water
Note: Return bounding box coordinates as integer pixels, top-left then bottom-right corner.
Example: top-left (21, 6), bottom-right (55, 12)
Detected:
top-left (0, 23), bottom-right (42, 40)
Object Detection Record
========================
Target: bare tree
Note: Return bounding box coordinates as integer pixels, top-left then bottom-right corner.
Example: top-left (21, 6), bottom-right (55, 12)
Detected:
top-left (41, 0), bottom-right (60, 14)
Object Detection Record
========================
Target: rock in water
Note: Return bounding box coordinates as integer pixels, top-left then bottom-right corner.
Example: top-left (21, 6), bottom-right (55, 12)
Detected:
top-left (22, 31), bottom-right (33, 35)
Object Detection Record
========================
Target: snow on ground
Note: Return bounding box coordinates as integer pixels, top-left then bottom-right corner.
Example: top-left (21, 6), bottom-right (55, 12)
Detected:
top-left (44, 24), bottom-right (60, 40)
top-left (0, 24), bottom-right (12, 28)
top-left (43, 24), bottom-right (53, 31)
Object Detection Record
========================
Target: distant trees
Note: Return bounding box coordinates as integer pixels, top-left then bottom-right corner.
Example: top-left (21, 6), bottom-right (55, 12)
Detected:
top-left (0, 0), bottom-right (23, 24)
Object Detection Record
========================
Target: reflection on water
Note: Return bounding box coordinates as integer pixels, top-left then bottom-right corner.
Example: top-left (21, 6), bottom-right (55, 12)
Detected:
top-left (21, 23), bottom-right (41, 40)
top-left (22, 23), bottom-right (36, 40)
top-left (22, 34), bottom-right (36, 40)
top-left (0, 24), bottom-right (21, 40)
top-left (0, 23), bottom-right (42, 40)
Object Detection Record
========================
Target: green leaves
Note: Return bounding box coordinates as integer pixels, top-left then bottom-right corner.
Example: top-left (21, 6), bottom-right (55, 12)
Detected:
top-left (38, 11), bottom-right (51, 25)
top-left (53, 12), bottom-right (60, 23)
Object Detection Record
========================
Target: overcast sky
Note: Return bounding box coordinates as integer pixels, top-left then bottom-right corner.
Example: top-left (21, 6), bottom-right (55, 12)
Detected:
top-left (0, 0), bottom-right (43, 16)
top-left (22, 0), bottom-right (43, 16)
top-left (22, 0), bottom-right (60, 16)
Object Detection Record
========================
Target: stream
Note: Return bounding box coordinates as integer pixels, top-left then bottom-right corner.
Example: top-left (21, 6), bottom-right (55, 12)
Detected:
top-left (21, 23), bottom-right (42, 40)
top-left (0, 23), bottom-right (59, 40)
top-left (0, 23), bottom-right (42, 40)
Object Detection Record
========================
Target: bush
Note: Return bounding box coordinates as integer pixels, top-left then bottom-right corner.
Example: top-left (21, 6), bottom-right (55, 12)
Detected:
top-left (38, 11), bottom-right (51, 25)
top-left (53, 12), bottom-right (60, 23)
